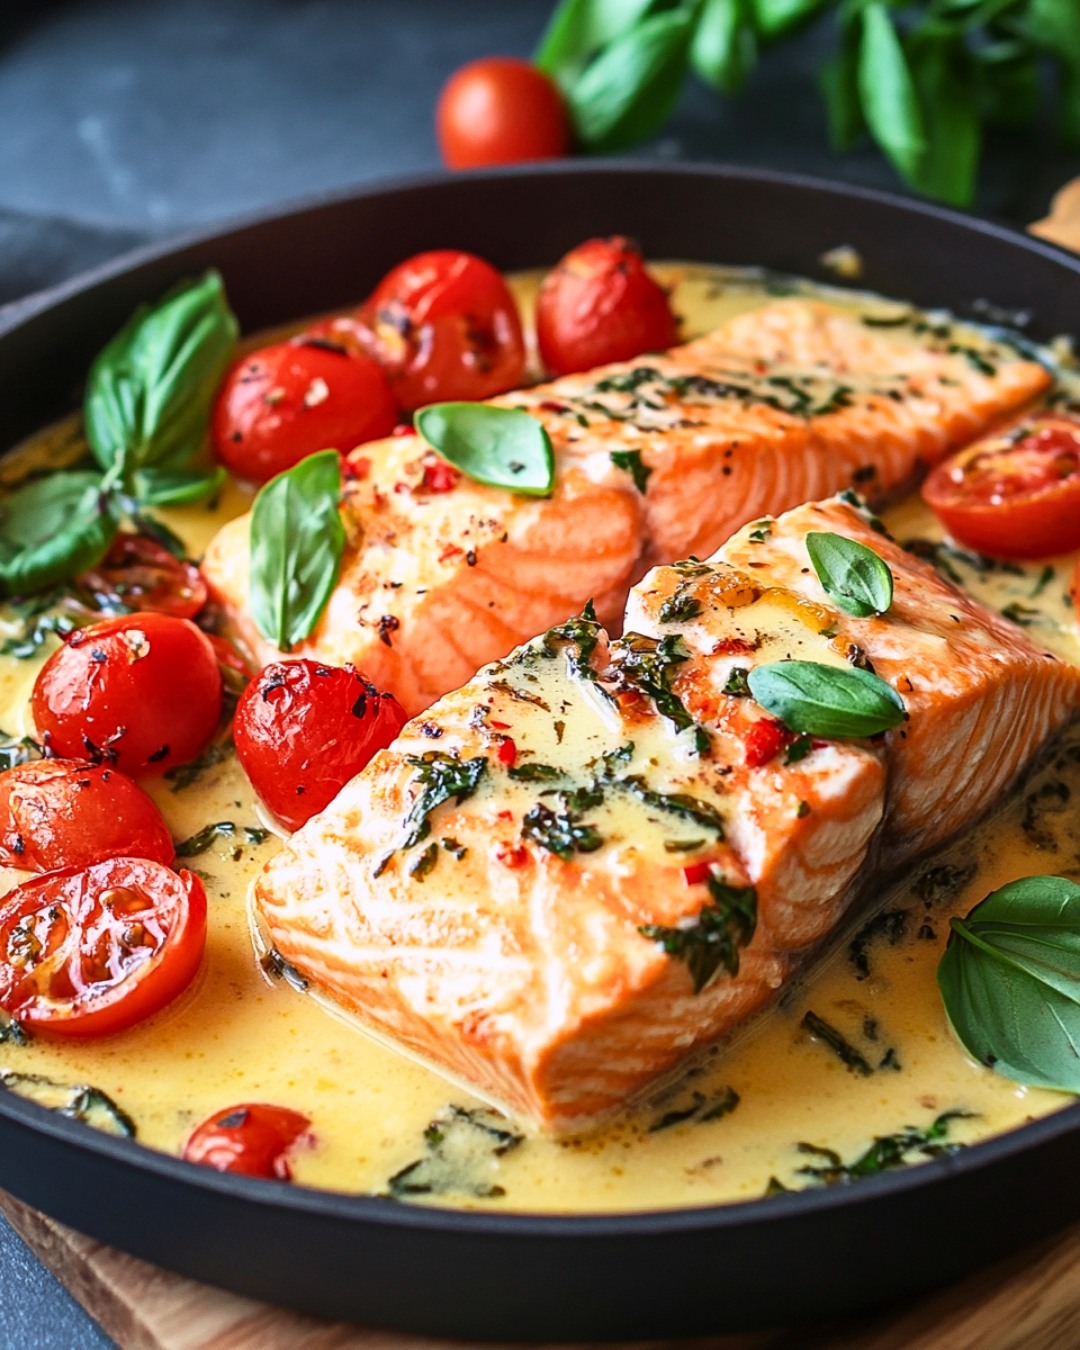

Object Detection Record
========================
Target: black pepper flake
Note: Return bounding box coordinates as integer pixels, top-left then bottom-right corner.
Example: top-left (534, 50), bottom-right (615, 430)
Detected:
top-left (419, 721), bottom-right (444, 739)
top-left (465, 549), bottom-right (477, 566)
top-left (10, 834), bottom-right (24, 856)
top-left (216, 1109), bottom-right (250, 1129)
top-left (147, 744), bottom-right (170, 764)
top-left (351, 693), bottom-right (368, 719)
top-left (90, 649), bottom-right (108, 664)
top-left (377, 615), bottom-right (400, 647)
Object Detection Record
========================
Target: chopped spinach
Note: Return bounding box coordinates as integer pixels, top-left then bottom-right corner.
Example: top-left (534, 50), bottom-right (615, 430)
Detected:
top-left (386, 1105), bottom-right (524, 1200)
top-left (609, 448), bottom-right (652, 493)
top-left (648, 1085), bottom-right (739, 1132)
top-left (0, 1070), bottom-right (136, 1138)
top-left (612, 631), bottom-right (695, 733)
top-left (619, 775), bottom-right (724, 837)
top-left (407, 841), bottom-right (440, 880)
top-left (174, 820), bottom-right (268, 857)
top-left (398, 752), bottom-right (487, 852)
top-left (1021, 780), bottom-right (1071, 851)
top-left (848, 908), bottom-right (910, 979)
top-left (507, 762), bottom-right (565, 782)
top-left (913, 862), bottom-right (977, 908)
top-left (522, 802), bottom-right (603, 859)
top-left (723, 667), bottom-right (751, 698)
top-left (540, 601), bottom-right (603, 684)
top-left (0, 1011), bottom-right (29, 1046)
top-left (259, 947), bottom-right (309, 992)
top-left (164, 737), bottom-right (236, 792)
top-left (0, 731), bottom-right (43, 771)
top-left (639, 875), bottom-right (757, 992)
top-left (801, 1011), bottom-right (874, 1076)
top-left (792, 1111), bottom-right (973, 1187)
top-left (658, 590), bottom-right (703, 625)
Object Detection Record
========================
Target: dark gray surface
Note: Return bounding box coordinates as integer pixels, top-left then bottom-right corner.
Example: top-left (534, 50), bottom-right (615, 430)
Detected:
top-left (2, 2), bottom-right (1080, 1346)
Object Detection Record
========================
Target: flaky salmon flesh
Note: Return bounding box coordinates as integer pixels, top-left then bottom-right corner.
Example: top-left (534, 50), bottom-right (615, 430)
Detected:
top-left (255, 496), bottom-right (1080, 1132)
top-left (203, 300), bottom-right (1050, 713)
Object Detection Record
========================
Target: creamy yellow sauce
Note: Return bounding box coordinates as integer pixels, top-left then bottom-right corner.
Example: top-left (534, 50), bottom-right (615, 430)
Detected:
top-left (1, 264), bottom-right (1077, 1213)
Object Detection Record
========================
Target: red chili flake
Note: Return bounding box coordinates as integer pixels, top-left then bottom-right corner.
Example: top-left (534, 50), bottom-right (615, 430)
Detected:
top-left (489, 720), bottom-right (511, 730)
top-left (811, 738), bottom-right (830, 750)
top-left (496, 843), bottom-right (529, 869)
top-left (495, 809), bottom-right (514, 821)
top-left (438, 543), bottom-right (465, 565)
top-left (538, 399), bottom-right (569, 414)
top-left (682, 860), bottom-right (716, 886)
top-left (496, 737), bottom-right (517, 767)
top-left (744, 717), bottom-right (793, 769)
top-left (422, 460), bottom-right (460, 493)
top-left (712, 636), bottom-right (756, 657)
top-left (342, 455), bottom-right (371, 481)
top-left (395, 480), bottom-right (415, 494)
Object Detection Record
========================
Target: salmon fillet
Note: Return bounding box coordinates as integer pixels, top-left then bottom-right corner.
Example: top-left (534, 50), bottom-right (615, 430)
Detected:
top-left (255, 495), bottom-right (1080, 1131)
top-left (203, 300), bottom-right (1049, 713)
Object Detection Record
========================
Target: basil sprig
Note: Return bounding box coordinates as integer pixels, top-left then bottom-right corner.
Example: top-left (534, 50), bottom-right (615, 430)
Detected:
top-left (806, 531), bottom-right (893, 618)
top-left (0, 272), bottom-right (237, 599)
top-left (416, 404), bottom-right (555, 498)
top-left (747, 660), bottom-right (905, 738)
top-left (534, 0), bottom-right (1080, 207)
top-left (249, 450), bottom-right (345, 651)
top-left (938, 875), bottom-right (1080, 1093)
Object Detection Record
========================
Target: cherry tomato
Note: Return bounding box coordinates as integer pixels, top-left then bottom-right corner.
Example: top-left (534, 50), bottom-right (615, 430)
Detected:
top-left (356, 250), bottom-right (526, 411)
top-left (32, 613), bottom-right (223, 775)
top-left (79, 533), bottom-right (207, 620)
top-left (922, 413), bottom-right (1080, 559)
top-left (536, 236), bottom-right (677, 377)
top-left (436, 57), bottom-right (570, 171)
top-left (0, 856), bottom-right (206, 1038)
top-left (211, 338), bottom-right (398, 484)
top-left (183, 1103), bottom-right (311, 1179)
top-left (1073, 557), bottom-right (1080, 623)
top-left (234, 660), bottom-right (407, 832)
top-left (0, 759), bottom-right (174, 872)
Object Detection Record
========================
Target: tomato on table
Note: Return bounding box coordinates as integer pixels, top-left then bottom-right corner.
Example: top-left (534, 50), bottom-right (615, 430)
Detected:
top-left (536, 236), bottom-right (678, 377)
top-left (78, 534), bottom-right (207, 620)
top-left (922, 412), bottom-right (1080, 559)
top-left (436, 57), bottom-right (570, 170)
top-left (356, 250), bottom-right (526, 411)
top-left (32, 613), bottom-right (223, 774)
top-left (0, 856), bottom-right (206, 1037)
top-left (0, 759), bottom-right (173, 872)
top-left (211, 338), bottom-right (398, 484)
top-left (234, 660), bottom-right (407, 831)
top-left (183, 1103), bottom-right (311, 1179)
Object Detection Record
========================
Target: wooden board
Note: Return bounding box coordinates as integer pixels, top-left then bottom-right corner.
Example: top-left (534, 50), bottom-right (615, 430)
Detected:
top-left (8, 203), bottom-right (1080, 1350)
top-left (3, 1189), bottom-right (1080, 1350)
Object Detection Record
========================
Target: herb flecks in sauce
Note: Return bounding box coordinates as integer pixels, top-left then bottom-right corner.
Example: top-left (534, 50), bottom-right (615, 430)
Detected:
top-left (387, 1105), bottom-right (524, 1200)
top-left (640, 875), bottom-right (757, 993)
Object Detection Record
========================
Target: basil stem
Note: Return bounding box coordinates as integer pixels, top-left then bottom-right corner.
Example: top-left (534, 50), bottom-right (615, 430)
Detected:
top-left (806, 530), bottom-right (893, 618)
top-left (938, 875), bottom-right (1080, 1093)
top-left (416, 404), bottom-right (555, 497)
top-left (748, 660), bottom-right (905, 738)
top-left (249, 450), bottom-right (345, 651)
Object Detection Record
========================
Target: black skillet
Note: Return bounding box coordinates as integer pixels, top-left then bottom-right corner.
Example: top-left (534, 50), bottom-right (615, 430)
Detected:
top-left (1, 163), bottom-right (1079, 1341)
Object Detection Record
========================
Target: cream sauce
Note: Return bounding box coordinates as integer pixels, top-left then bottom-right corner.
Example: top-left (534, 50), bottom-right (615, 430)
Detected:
top-left (0, 264), bottom-right (1077, 1212)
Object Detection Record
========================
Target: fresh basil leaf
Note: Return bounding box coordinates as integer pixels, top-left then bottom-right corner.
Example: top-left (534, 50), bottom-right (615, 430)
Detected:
top-left (806, 531), bottom-right (893, 617)
top-left (747, 660), bottom-right (905, 738)
top-left (249, 450), bottom-right (345, 651)
top-left (691, 0), bottom-right (757, 95)
top-left (416, 404), bottom-right (554, 497)
top-left (132, 465), bottom-right (227, 507)
top-left (566, 8), bottom-right (694, 154)
top-left (748, 0), bottom-right (828, 42)
top-left (819, 19), bottom-right (864, 151)
top-left (908, 37), bottom-right (980, 206)
top-left (535, 0), bottom-right (659, 88)
top-left (0, 472), bottom-right (118, 598)
top-left (938, 875), bottom-right (1080, 1092)
top-left (858, 3), bottom-right (927, 183)
top-left (85, 271), bottom-right (238, 487)
top-left (975, 42), bottom-right (1039, 131)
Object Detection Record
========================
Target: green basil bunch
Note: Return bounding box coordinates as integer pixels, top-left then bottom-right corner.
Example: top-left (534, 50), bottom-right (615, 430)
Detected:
top-left (536, 0), bottom-right (1080, 206)
top-left (0, 272), bottom-right (237, 598)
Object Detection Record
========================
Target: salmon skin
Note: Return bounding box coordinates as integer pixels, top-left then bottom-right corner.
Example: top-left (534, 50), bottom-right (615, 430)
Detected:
top-left (203, 299), bottom-right (1050, 713)
top-left (255, 495), bottom-right (1080, 1132)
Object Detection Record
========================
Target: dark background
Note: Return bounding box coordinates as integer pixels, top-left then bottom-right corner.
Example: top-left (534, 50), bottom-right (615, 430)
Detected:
top-left (2, 1), bottom-right (1079, 1344)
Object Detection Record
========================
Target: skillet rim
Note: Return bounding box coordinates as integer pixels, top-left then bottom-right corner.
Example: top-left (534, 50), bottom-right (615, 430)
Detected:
top-left (1, 157), bottom-right (1079, 1262)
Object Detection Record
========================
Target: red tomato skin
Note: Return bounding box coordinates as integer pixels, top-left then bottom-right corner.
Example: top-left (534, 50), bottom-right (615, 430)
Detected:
top-left (183, 1103), bottom-right (311, 1179)
top-left (922, 414), bottom-right (1080, 559)
top-left (0, 857), bottom-right (206, 1038)
top-left (1073, 557), bottom-right (1080, 623)
top-left (436, 57), bottom-right (570, 170)
top-left (0, 760), bottom-right (174, 872)
top-left (31, 614), bottom-right (223, 775)
top-left (211, 339), bottom-right (398, 484)
top-left (356, 250), bottom-right (526, 411)
top-left (743, 718), bottom-right (793, 769)
top-left (234, 660), bottom-right (408, 832)
top-left (79, 534), bottom-right (207, 620)
top-left (536, 236), bottom-right (677, 377)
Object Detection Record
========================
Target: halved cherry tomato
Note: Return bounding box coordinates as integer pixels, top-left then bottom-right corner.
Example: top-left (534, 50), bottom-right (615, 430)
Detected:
top-left (0, 856), bottom-right (206, 1037)
top-left (32, 613), bottom-right (222, 774)
top-left (356, 250), bottom-right (526, 411)
top-left (0, 759), bottom-right (174, 872)
top-left (536, 236), bottom-right (677, 377)
top-left (211, 338), bottom-right (398, 484)
top-left (79, 534), bottom-right (207, 620)
top-left (922, 413), bottom-right (1080, 559)
top-left (436, 57), bottom-right (570, 170)
top-left (234, 660), bottom-right (407, 832)
top-left (183, 1103), bottom-right (311, 1179)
